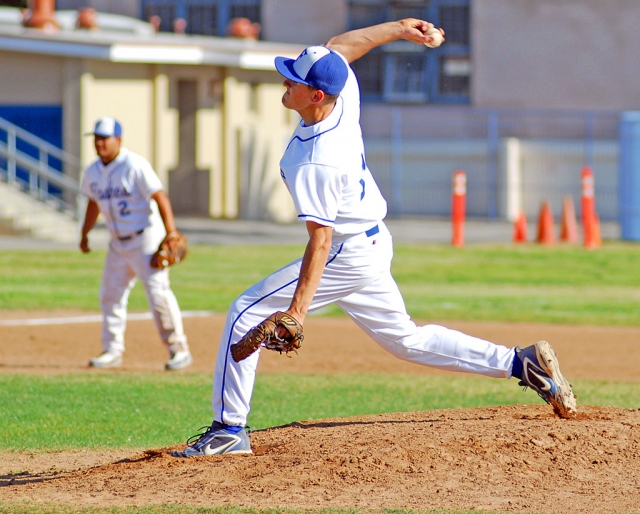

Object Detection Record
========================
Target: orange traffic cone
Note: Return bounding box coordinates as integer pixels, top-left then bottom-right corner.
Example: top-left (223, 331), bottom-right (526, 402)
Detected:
top-left (560, 196), bottom-right (578, 243)
top-left (451, 171), bottom-right (466, 248)
top-left (513, 211), bottom-right (528, 243)
top-left (586, 213), bottom-right (602, 249)
top-left (594, 214), bottom-right (602, 247)
top-left (536, 201), bottom-right (556, 245)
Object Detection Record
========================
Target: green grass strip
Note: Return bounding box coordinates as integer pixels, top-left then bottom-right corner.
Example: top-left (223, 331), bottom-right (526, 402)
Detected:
top-left (0, 372), bottom-right (637, 452)
top-left (1, 243), bottom-right (639, 325)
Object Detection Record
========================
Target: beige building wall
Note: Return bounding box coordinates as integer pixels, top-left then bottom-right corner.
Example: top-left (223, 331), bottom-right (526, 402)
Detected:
top-left (161, 64), bottom-right (223, 217)
top-left (472, 0), bottom-right (640, 109)
top-left (258, 82), bottom-right (299, 223)
top-left (80, 61), bottom-right (154, 168)
top-left (196, 101), bottom-right (223, 218)
top-left (151, 71), bottom-right (178, 189)
top-left (222, 70), bottom-right (298, 222)
top-left (72, 59), bottom-right (297, 220)
top-left (59, 60), bottom-right (177, 190)
top-left (77, 60), bottom-right (296, 219)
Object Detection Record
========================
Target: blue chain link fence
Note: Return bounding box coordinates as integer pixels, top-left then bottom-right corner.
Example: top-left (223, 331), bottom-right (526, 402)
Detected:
top-left (361, 106), bottom-right (620, 222)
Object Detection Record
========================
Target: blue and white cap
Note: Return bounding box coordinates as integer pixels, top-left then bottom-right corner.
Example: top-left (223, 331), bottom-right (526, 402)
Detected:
top-left (87, 117), bottom-right (122, 137)
top-left (275, 46), bottom-right (348, 96)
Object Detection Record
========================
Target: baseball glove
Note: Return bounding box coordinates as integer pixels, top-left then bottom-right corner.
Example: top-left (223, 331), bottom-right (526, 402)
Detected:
top-left (150, 231), bottom-right (188, 269)
top-left (230, 311), bottom-right (304, 362)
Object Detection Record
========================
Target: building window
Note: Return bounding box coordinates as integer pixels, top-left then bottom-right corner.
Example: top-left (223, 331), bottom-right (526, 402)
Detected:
top-left (349, 0), bottom-right (470, 104)
top-left (142, 0), bottom-right (260, 37)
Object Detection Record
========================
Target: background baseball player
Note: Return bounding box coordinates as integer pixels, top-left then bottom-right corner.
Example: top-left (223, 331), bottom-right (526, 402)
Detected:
top-left (79, 117), bottom-right (192, 370)
top-left (172, 18), bottom-right (576, 457)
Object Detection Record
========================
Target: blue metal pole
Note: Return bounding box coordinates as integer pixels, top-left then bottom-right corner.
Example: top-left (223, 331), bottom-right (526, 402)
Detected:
top-left (585, 112), bottom-right (595, 169)
top-left (619, 111), bottom-right (640, 241)
top-left (391, 107), bottom-right (402, 215)
top-left (487, 110), bottom-right (499, 219)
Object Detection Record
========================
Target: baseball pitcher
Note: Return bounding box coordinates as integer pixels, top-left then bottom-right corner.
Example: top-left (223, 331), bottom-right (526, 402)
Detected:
top-left (172, 18), bottom-right (576, 458)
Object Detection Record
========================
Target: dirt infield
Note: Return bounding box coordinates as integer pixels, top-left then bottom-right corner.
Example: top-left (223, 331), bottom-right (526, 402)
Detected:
top-left (1, 312), bottom-right (640, 513)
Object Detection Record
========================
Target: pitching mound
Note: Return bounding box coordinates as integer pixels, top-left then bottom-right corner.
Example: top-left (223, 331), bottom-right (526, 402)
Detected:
top-left (1, 405), bottom-right (639, 512)
top-left (1, 313), bottom-right (640, 512)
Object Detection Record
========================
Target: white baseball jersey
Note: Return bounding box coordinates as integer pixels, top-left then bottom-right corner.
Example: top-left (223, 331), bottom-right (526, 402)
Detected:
top-left (81, 148), bottom-right (163, 240)
top-left (279, 52), bottom-right (387, 239)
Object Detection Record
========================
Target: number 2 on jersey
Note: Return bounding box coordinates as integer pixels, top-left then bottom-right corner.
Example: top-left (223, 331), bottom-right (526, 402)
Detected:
top-left (118, 200), bottom-right (131, 216)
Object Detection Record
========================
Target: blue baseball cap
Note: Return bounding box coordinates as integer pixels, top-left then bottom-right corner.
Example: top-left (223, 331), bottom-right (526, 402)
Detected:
top-left (86, 117), bottom-right (122, 137)
top-left (275, 46), bottom-right (348, 96)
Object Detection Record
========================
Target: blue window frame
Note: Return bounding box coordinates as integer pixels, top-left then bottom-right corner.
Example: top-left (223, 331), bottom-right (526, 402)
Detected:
top-left (349, 0), bottom-right (470, 104)
top-left (141, 0), bottom-right (260, 36)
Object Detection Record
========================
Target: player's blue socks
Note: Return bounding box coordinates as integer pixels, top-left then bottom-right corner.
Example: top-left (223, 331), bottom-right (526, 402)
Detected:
top-left (222, 423), bottom-right (244, 434)
top-left (511, 348), bottom-right (523, 380)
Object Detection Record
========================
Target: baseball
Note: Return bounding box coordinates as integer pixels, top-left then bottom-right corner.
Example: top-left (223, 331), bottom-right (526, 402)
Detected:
top-left (424, 27), bottom-right (443, 48)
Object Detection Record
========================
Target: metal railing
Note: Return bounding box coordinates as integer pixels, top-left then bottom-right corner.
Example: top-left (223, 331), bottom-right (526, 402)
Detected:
top-left (0, 116), bottom-right (83, 218)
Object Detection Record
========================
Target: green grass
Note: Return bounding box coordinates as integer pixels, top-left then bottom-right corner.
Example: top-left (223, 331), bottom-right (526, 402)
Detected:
top-left (0, 372), bottom-right (637, 452)
top-left (0, 245), bottom-right (303, 313)
top-left (1, 243), bottom-right (638, 325)
top-left (392, 243), bottom-right (640, 325)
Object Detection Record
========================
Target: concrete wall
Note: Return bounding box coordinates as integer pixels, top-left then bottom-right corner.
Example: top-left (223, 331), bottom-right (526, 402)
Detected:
top-left (472, 0), bottom-right (640, 109)
top-left (46, 0), bottom-right (640, 111)
top-left (262, 0), bottom-right (640, 110)
top-left (47, 0), bottom-right (640, 111)
top-left (262, 0), bottom-right (347, 45)
top-left (56, 0), bottom-right (141, 18)
top-left (0, 52), bottom-right (63, 104)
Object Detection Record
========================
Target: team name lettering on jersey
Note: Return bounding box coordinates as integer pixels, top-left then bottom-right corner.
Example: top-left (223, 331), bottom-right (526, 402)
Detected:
top-left (91, 183), bottom-right (132, 200)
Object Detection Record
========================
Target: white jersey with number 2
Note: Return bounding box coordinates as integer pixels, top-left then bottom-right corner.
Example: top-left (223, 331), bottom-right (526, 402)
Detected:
top-left (81, 147), bottom-right (163, 240)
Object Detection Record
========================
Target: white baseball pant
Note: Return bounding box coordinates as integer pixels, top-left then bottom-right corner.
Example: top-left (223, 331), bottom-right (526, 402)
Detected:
top-left (212, 222), bottom-right (515, 426)
top-left (99, 223), bottom-right (187, 354)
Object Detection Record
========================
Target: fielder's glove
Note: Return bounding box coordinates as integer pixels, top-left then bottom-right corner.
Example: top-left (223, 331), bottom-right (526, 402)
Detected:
top-left (150, 231), bottom-right (188, 269)
top-left (230, 311), bottom-right (304, 362)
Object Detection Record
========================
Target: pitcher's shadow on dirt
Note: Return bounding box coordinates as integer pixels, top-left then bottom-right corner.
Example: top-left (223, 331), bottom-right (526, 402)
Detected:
top-left (276, 418), bottom-right (442, 430)
top-left (251, 408), bottom-right (596, 434)
top-left (0, 470), bottom-right (66, 487)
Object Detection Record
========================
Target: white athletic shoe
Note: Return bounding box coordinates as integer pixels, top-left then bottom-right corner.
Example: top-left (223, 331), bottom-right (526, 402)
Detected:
top-left (89, 351), bottom-right (123, 368)
top-left (171, 421), bottom-right (252, 457)
top-left (516, 340), bottom-right (577, 418)
top-left (166, 347), bottom-right (193, 370)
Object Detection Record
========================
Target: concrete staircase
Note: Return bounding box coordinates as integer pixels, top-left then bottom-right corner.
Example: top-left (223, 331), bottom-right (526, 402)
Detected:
top-left (1, 180), bottom-right (82, 244)
top-left (0, 180), bottom-right (110, 245)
